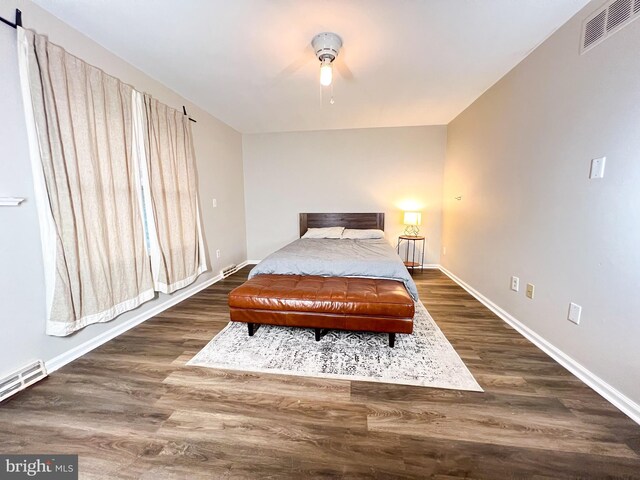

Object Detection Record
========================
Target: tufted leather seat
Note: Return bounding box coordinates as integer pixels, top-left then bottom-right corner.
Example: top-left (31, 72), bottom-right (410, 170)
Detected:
top-left (229, 275), bottom-right (415, 339)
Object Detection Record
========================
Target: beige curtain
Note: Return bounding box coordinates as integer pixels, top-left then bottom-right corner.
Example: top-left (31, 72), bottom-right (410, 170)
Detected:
top-left (141, 95), bottom-right (207, 293)
top-left (18, 28), bottom-right (154, 336)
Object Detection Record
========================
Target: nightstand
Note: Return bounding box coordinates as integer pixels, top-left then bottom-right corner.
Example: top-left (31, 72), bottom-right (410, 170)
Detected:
top-left (397, 235), bottom-right (425, 274)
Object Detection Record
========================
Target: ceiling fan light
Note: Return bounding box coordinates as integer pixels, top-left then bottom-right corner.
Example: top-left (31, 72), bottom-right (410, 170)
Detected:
top-left (320, 60), bottom-right (333, 86)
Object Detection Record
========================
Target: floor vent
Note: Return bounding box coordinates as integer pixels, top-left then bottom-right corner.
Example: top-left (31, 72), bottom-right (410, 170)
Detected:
top-left (0, 361), bottom-right (47, 402)
top-left (221, 264), bottom-right (239, 278)
top-left (581, 0), bottom-right (640, 53)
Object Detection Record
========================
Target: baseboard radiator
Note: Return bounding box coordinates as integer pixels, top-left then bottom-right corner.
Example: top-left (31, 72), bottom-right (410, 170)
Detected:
top-left (0, 360), bottom-right (48, 402)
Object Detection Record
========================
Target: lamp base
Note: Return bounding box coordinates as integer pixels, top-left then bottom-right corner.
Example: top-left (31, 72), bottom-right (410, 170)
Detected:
top-left (403, 225), bottom-right (420, 236)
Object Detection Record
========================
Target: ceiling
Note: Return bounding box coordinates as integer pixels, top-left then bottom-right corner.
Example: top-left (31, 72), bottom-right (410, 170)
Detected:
top-left (33, 0), bottom-right (590, 134)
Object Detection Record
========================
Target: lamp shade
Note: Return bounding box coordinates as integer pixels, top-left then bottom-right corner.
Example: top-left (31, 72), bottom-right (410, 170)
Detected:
top-left (403, 211), bottom-right (422, 226)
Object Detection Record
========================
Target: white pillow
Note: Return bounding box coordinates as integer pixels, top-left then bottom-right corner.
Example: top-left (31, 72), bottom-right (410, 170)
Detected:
top-left (341, 228), bottom-right (385, 239)
top-left (302, 226), bottom-right (345, 239)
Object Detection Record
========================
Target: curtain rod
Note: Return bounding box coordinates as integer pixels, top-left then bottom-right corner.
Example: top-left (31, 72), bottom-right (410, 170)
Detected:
top-left (0, 8), bottom-right (21, 29)
top-left (1, 8), bottom-right (198, 124)
top-left (182, 106), bottom-right (197, 123)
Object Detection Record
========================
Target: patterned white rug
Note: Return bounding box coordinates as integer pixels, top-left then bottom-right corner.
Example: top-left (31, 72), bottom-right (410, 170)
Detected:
top-left (188, 301), bottom-right (482, 392)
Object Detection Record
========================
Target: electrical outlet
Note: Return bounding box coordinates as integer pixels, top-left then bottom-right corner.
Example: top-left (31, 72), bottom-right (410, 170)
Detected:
top-left (216, 249), bottom-right (221, 258)
top-left (568, 302), bottom-right (582, 325)
top-left (443, 246), bottom-right (447, 256)
top-left (212, 198), bottom-right (217, 208)
top-left (510, 276), bottom-right (520, 292)
top-left (526, 283), bottom-right (535, 299)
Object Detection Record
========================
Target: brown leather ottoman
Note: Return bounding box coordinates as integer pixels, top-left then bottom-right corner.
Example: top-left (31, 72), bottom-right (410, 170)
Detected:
top-left (228, 275), bottom-right (415, 347)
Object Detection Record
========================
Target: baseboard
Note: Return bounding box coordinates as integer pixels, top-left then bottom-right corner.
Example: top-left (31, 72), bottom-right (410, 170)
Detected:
top-left (45, 272), bottom-right (224, 373)
top-left (438, 265), bottom-right (640, 426)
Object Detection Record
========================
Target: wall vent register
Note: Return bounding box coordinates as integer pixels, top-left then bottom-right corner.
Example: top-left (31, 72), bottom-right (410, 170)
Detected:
top-left (221, 264), bottom-right (240, 278)
top-left (581, 0), bottom-right (640, 53)
top-left (0, 360), bottom-right (47, 402)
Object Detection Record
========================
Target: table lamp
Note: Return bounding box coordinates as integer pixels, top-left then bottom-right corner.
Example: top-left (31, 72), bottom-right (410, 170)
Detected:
top-left (403, 211), bottom-right (422, 236)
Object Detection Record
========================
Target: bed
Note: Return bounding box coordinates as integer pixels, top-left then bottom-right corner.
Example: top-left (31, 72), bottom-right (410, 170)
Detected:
top-left (228, 213), bottom-right (417, 346)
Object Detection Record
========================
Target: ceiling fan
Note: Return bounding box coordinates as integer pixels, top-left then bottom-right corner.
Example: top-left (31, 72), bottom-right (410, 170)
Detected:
top-left (278, 32), bottom-right (354, 88)
top-left (312, 32), bottom-right (343, 87)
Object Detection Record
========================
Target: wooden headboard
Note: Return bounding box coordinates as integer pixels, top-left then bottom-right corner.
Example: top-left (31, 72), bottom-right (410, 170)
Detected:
top-left (299, 213), bottom-right (385, 237)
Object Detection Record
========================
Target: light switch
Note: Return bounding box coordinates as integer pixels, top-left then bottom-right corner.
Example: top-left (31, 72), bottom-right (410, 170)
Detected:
top-left (212, 198), bottom-right (217, 208)
top-left (568, 303), bottom-right (582, 325)
top-left (526, 283), bottom-right (535, 299)
top-left (589, 157), bottom-right (606, 179)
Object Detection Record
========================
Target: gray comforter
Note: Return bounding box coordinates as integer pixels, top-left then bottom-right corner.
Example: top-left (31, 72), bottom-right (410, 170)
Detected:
top-left (249, 238), bottom-right (419, 300)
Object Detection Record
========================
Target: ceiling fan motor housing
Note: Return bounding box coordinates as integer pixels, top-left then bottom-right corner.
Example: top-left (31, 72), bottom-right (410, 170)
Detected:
top-left (312, 32), bottom-right (342, 63)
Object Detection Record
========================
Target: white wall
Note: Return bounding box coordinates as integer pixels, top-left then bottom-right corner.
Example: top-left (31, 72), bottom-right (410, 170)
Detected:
top-left (243, 126), bottom-right (447, 261)
top-left (0, 0), bottom-right (246, 377)
top-left (443, 0), bottom-right (640, 405)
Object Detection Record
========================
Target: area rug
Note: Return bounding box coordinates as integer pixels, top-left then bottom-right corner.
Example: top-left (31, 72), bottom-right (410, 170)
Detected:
top-left (188, 301), bottom-right (483, 392)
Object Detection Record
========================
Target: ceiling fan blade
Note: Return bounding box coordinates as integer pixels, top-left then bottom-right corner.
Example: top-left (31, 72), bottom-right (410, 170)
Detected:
top-left (277, 45), bottom-right (315, 78)
top-left (336, 61), bottom-right (354, 81)
top-left (335, 45), bottom-right (354, 81)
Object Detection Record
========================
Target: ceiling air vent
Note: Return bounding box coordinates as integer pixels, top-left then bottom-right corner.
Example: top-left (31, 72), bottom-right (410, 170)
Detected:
top-left (581, 0), bottom-right (640, 53)
top-left (583, 10), bottom-right (607, 49)
top-left (607, 0), bottom-right (632, 30)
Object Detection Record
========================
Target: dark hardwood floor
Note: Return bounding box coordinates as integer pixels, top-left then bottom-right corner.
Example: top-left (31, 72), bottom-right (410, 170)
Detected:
top-left (1, 268), bottom-right (639, 479)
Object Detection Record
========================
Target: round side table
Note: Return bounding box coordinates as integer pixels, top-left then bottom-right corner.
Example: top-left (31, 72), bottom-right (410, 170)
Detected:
top-left (397, 235), bottom-right (425, 274)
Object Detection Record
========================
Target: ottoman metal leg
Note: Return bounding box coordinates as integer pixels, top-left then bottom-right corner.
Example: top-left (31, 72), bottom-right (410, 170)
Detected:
top-left (248, 323), bottom-right (255, 336)
top-left (389, 333), bottom-right (396, 348)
